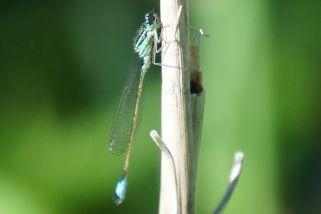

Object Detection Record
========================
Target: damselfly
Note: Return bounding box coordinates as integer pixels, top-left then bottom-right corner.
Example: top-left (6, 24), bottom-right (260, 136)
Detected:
top-left (109, 11), bottom-right (161, 205)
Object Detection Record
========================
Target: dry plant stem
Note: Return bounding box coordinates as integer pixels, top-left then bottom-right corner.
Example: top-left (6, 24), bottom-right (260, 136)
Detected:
top-left (213, 151), bottom-right (245, 214)
top-left (150, 130), bottom-right (181, 214)
top-left (159, 1), bottom-right (192, 214)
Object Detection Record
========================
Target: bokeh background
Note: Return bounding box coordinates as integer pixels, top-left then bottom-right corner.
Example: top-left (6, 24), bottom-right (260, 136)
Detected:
top-left (1, 0), bottom-right (320, 213)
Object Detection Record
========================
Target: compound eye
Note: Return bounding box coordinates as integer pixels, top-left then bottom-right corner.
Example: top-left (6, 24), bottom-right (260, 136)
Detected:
top-left (145, 12), bottom-right (155, 24)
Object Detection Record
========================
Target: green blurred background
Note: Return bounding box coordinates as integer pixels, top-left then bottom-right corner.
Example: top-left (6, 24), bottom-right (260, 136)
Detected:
top-left (1, 0), bottom-right (320, 213)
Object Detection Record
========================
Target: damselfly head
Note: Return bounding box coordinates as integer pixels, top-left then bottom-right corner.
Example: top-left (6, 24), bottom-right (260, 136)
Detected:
top-left (144, 11), bottom-right (160, 30)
